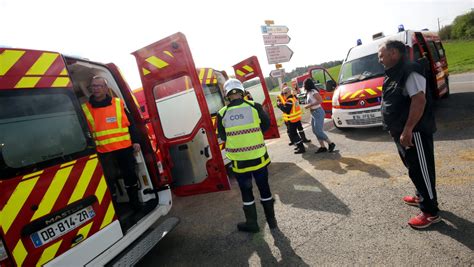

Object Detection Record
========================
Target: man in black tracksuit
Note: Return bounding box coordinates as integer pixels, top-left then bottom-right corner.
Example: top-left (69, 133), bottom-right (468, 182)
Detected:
top-left (378, 40), bottom-right (439, 229)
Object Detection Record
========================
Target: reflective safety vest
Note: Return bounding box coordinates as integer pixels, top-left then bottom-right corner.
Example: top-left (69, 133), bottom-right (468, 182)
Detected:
top-left (218, 101), bottom-right (269, 173)
top-left (82, 98), bottom-right (132, 153)
top-left (277, 94), bottom-right (290, 122)
top-left (286, 96), bottom-right (302, 123)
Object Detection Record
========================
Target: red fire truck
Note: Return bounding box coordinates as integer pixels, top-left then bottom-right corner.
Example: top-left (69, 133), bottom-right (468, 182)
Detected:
top-left (328, 27), bottom-right (449, 129)
top-left (133, 56), bottom-right (279, 168)
top-left (0, 32), bottom-right (278, 266)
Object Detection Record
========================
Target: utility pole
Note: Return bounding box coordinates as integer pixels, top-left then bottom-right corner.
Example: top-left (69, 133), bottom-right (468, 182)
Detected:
top-left (437, 17), bottom-right (441, 32)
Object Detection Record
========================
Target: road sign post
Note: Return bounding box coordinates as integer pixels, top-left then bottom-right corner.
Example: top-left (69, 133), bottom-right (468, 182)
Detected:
top-left (261, 20), bottom-right (292, 90)
top-left (270, 69), bottom-right (285, 78)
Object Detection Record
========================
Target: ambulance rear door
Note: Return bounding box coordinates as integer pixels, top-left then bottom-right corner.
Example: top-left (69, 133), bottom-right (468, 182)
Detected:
top-left (131, 32), bottom-right (230, 196)
top-left (233, 56), bottom-right (280, 139)
top-left (308, 67), bottom-right (337, 118)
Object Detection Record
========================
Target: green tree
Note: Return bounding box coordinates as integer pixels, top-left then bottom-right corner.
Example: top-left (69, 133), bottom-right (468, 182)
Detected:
top-left (451, 10), bottom-right (474, 39)
top-left (439, 25), bottom-right (452, 40)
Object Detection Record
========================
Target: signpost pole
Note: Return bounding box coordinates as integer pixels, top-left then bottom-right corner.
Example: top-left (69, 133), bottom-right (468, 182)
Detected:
top-left (262, 20), bottom-right (292, 92)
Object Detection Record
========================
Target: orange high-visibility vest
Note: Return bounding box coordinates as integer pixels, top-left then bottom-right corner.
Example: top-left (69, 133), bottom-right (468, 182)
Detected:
top-left (286, 96), bottom-right (302, 123)
top-left (278, 94), bottom-right (290, 122)
top-left (82, 98), bottom-right (132, 153)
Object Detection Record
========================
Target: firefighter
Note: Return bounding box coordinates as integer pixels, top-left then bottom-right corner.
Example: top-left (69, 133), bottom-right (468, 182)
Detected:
top-left (82, 76), bottom-right (142, 211)
top-left (277, 87), bottom-right (311, 147)
top-left (217, 78), bottom-right (277, 232)
top-left (277, 86), bottom-right (306, 154)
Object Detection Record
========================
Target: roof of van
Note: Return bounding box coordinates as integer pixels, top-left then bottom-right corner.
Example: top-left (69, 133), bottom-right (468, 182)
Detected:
top-left (345, 31), bottom-right (412, 62)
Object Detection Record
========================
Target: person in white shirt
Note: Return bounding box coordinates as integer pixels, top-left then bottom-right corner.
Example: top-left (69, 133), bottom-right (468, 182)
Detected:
top-left (304, 78), bottom-right (336, 153)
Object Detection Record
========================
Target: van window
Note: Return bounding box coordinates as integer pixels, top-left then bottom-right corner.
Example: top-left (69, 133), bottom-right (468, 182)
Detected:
top-left (202, 83), bottom-right (225, 116)
top-left (427, 41), bottom-right (440, 62)
top-left (0, 90), bottom-right (90, 178)
top-left (434, 42), bottom-right (445, 58)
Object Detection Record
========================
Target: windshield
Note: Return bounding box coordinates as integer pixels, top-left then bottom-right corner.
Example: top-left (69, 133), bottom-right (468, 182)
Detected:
top-left (339, 53), bottom-right (384, 84)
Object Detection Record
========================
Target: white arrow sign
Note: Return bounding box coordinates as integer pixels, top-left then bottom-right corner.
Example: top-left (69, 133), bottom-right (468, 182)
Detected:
top-left (262, 34), bottom-right (291, 45)
top-left (270, 68), bottom-right (285, 78)
top-left (265, 45), bottom-right (293, 64)
top-left (261, 25), bottom-right (289, 34)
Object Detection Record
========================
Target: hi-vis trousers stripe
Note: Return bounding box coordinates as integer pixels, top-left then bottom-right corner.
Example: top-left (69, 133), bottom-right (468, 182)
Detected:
top-left (413, 132), bottom-right (434, 199)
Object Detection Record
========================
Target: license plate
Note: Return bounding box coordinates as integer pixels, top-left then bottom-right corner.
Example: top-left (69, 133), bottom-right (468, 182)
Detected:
top-left (353, 113), bottom-right (376, 120)
top-left (30, 206), bottom-right (95, 248)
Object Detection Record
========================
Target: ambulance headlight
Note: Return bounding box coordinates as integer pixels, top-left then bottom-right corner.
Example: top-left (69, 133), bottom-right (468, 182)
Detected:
top-left (332, 89), bottom-right (340, 107)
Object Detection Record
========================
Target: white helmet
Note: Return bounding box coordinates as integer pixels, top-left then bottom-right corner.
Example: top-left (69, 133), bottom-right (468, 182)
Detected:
top-left (282, 86), bottom-right (291, 94)
top-left (224, 78), bottom-right (245, 96)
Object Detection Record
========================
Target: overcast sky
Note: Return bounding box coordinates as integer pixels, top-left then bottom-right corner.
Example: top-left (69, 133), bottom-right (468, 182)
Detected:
top-left (1, 0), bottom-right (472, 89)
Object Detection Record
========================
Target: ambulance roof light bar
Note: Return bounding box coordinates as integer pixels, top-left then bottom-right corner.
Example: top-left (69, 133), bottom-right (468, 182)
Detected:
top-left (398, 24), bottom-right (405, 32)
top-left (356, 39), bottom-right (362, 46)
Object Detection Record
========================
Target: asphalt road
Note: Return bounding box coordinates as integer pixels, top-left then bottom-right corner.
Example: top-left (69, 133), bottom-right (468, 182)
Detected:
top-left (138, 73), bottom-right (473, 266)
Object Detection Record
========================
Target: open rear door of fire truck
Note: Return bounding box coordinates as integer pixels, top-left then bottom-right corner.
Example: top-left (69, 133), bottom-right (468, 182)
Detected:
top-left (132, 32), bottom-right (230, 197)
top-left (233, 56), bottom-right (280, 139)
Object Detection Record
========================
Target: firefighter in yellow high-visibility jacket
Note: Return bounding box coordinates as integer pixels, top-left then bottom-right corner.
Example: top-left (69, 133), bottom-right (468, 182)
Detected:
top-left (217, 78), bottom-right (277, 233)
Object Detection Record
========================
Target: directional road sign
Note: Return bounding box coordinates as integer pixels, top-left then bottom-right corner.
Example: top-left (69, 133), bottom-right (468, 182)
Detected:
top-left (262, 34), bottom-right (291, 45)
top-left (270, 69), bottom-right (285, 78)
top-left (265, 45), bottom-right (293, 64)
top-left (260, 25), bottom-right (289, 34)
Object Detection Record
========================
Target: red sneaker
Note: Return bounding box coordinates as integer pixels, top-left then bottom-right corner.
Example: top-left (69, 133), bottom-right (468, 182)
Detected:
top-left (403, 195), bottom-right (420, 207)
top-left (408, 212), bottom-right (441, 229)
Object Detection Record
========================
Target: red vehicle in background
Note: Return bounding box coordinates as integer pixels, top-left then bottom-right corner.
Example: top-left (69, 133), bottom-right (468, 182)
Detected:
top-left (330, 27), bottom-right (449, 129)
top-left (294, 73), bottom-right (310, 104)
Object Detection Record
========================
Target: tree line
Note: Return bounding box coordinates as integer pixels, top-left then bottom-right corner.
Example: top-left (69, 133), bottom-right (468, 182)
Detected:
top-left (439, 10), bottom-right (474, 40)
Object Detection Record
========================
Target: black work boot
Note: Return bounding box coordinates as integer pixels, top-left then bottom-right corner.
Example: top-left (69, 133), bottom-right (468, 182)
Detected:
top-left (261, 199), bottom-right (278, 229)
top-left (237, 204), bottom-right (260, 233)
top-left (294, 142), bottom-right (306, 154)
top-left (299, 131), bottom-right (311, 143)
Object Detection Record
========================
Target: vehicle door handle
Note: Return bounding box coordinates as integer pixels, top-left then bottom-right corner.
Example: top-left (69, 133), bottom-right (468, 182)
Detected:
top-left (203, 146), bottom-right (210, 158)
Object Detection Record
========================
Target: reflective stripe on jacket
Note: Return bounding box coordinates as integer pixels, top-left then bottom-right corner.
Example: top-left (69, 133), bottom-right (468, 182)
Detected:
top-left (82, 98), bottom-right (132, 153)
top-left (287, 96), bottom-right (302, 122)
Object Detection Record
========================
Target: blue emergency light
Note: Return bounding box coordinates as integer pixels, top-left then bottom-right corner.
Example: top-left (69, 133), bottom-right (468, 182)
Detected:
top-left (398, 24), bottom-right (405, 32)
top-left (356, 39), bottom-right (362, 46)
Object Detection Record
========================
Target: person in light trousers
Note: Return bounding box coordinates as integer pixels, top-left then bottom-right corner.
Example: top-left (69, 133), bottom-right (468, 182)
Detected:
top-left (304, 78), bottom-right (336, 153)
